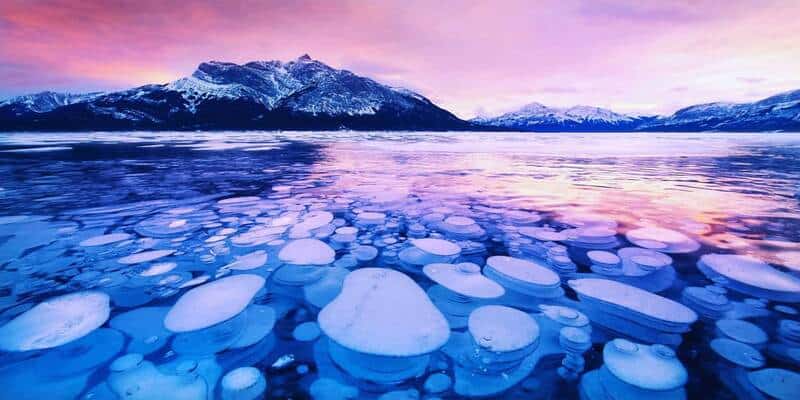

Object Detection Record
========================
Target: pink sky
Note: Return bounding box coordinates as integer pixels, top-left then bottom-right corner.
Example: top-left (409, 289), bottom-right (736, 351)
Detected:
top-left (1, 0), bottom-right (798, 118)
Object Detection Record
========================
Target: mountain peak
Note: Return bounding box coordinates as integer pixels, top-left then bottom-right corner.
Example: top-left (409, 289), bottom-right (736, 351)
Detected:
top-left (297, 54), bottom-right (313, 62)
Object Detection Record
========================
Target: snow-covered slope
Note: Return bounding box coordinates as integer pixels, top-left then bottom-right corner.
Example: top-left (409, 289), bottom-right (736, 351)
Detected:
top-left (0, 91), bottom-right (102, 114)
top-left (0, 55), bottom-right (465, 131)
top-left (472, 102), bottom-right (647, 131)
top-left (640, 90), bottom-right (800, 131)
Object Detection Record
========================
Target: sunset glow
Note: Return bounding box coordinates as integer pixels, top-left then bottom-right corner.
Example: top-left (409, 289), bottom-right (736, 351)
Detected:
top-left (1, 0), bottom-right (799, 117)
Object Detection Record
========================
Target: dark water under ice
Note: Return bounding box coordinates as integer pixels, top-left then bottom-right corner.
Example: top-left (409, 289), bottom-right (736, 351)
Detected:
top-left (1, 131), bottom-right (799, 399)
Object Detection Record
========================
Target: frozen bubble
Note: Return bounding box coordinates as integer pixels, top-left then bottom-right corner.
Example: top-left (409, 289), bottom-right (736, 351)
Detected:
top-left (33, 328), bottom-right (125, 378)
top-left (224, 250), bottom-right (268, 271)
top-left (698, 254), bottom-right (800, 302)
top-left (319, 268), bottom-right (449, 357)
top-left (539, 304), bottom-right (590, 328)
top-left (293, 321), bottom-right (321, 341)
top-left (411, 238), bottom-right (461, 257)
top-left (229, 305), bottom-right (276, 349)
top-left (295, 210), bottom-right (334, 231)
top-left (164, 274), bottom-right (265, 332)
top-left (0, 291), bottom-right (110, 351)
top-left (626, 227), bottom-right (700, 254)
top-left (110, 307), bottom-right (171, 354)
top-left (79, 232), bottom-right (132, 247)
top-left (559, 211), bottom-right (618, 229)
top-left (118, 249), bottom-right (175, 265)
top-left (278, 238), bottom-right (335, 265)
top-left (378, 389), bottom-right (420, 400)
top-left (711, 338), bottom-right (765, 368)
top-left (424, 373), bottom-right (452, 393)
top-left (139, 262), bottom-right (178, 277)
top-left (617, 247), bottom-right (672, 277)
top-left (485, 256), bottom-right (561, 289)
top-left (135, 215), bottom-right (201, 238)
top-left (179, 274), bottom-right (211, 289)
top-left (352, 245), bottom-right (378, 262)
top-left (423, 263), bottom-right (505, 299)
top-left (356, 211), bottom-right (386, 225)
top-left (304, 267), bottom-right (350, 309)
top-left (218, 196), bottom-right (261, 205)
top-left (588, 250), bottom-right (620, 266)
top-left (468, 305), bottom-right (539, 352)
top-left (715, 319), bottom-right (767, 347)
top-left (603, 339), bottom-right (688, 390)
top-left (444, 216), bottom-right (475, 227)
top-left (748, 368), bottom-right (800, 400)
top-left (310, 378), bottom-right (358, 400)
top-left (569, 278), bottom-right (697, 327)
top-left (221, 367), bottom-right (267, 400)
top-left (504, 210), bottom-right (541, 225)
top-left (519, 227), bottom-right (568, 242)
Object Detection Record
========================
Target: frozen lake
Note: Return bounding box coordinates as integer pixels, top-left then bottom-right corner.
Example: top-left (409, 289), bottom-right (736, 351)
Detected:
top-left (1, 131), bottom-right (799, 399)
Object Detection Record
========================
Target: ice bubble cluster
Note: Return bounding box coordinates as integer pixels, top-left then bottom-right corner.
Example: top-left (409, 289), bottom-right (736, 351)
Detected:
top-left (3, 171), bottom-right (800, 399)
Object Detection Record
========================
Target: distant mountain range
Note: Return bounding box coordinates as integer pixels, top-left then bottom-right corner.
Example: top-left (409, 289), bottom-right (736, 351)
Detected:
top-left (473, 90), bottom-right (800, 132)
top-left (1, 55), bottom-right (798, 132)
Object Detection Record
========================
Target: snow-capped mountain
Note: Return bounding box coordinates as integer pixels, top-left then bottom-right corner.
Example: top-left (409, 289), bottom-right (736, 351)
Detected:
top-left (639, 89), bottom-right (800, 131)
top-left (0, 91), bottom-right (102, 114)
top-left (472, 90), bottom-right (800, 132)
top-left (2, 58), bottom-right (799, 132)
top-left (0, 55), bottom-right (466, 131)
top-left (472, 102), bottom-right (650, 131)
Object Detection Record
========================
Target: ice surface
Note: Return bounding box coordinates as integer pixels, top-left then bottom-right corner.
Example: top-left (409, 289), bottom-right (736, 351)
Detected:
top-left (278, 238), bottom-right (335, 265)
top-left (0, 291), bottom-right (110, 351)
top-left (164, 274), bottom-right (265, 332)
top-left (318, 268), bottom-right (449, 356)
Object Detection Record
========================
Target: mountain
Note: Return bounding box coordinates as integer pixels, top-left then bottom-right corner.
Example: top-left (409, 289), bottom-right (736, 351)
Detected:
top-left (472, 90), bottom-right (800, 132)
top-left (638, 89), bottom-right (800, 131)
top-left (0, 55), bottom-right (467, 131)
top-left (3, 58), bottom-right (799, 132)
top-left (0, 91), bottom-right (102, 114)
top-left (471, 103), bottom-right (653, 131)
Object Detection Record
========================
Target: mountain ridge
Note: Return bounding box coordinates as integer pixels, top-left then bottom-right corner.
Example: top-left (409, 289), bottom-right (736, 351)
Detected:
top-left (1, 56), bottom-right (799, 132)
top-left (472, 89), bottom-right (800, 132)
top-left (0, 55), bottom-right (467, 131)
